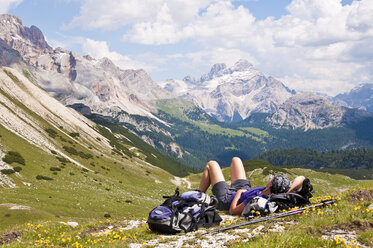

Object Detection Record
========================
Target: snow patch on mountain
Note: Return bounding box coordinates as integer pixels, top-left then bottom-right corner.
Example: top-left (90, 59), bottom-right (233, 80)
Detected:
top-left (161, 60), bottom-right (295, 122)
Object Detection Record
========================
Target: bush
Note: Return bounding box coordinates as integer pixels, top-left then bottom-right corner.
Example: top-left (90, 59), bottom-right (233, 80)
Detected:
top-left (1, 169), bottom-right (15, 174)
top-left (104, 214), bottom-right (111, 218)
top-left (82, 168), bottom-right (89, 172)
top-left (36, 175), bottom-right (53, 180)
top-left (63, 146), bottom-right (93, 159)
top-left (78, 152), bottom-right (93, 159)
top-left (63, 146), bottom-right (79, 155)
top-left (13, 166), bottom-right (22, 172)
top-left (50, 150), bottom-right (57, 155)
top-left (2, 151), bottom-right (25, 165)
top-left (50, 167), bottom-right (61, 171)
top-left (69, 132), bottom-right (80, 138)
top-left (45, 128), bottom-right (58, 138)
top-left (56, 156), bottom-right (69, 163)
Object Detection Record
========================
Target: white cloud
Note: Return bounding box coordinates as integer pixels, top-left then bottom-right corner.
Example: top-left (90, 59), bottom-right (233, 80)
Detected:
top-left (67, 0), bottom-right (213, 30)
top-left (68, 0), bottom-right (373, 95)
top-left (81, 38), bottom-right (153, 71)
top-left (0, 0), bottom-right (22, 13)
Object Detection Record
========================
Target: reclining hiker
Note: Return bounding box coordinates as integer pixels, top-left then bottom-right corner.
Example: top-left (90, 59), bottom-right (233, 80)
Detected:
top-left (198, 157), bottom-right (306, 215)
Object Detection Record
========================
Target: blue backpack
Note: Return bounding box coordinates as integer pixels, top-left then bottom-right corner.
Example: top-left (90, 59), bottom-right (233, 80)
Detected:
top-left (147, 189), bottom-right (222, 234)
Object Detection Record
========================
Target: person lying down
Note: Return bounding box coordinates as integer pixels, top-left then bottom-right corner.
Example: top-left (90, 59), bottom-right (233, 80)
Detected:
top-left (198, 157), bottom-right (305, 215)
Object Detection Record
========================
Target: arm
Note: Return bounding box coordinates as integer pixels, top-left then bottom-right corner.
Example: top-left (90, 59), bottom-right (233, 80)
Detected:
top-left (229, 189), bottom-right (246, 215)
top-left (287, 176), bottom-right (305, 193)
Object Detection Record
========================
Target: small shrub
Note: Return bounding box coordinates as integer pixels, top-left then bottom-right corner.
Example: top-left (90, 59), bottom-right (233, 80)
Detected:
top-left (50, 150), bottom-right (57, 155)
top-left (69, 132), bottom-right (80, 138)
top-left (105, 188), bottom-right (110, 191)
top-left (52, 172), bottom-right (58, 175)
top-left (36, 175), bottom-right (53, 180)
top-left (78, 152), bottom-right (93, 159)
top-left (22, 69), bottom-right (32, 80)
top-left (90, 162), bottom-right (96, 167)
top-left (96, 137), bottom-right (101, 141)
top-left (2, 151), bottom-right (25, 165)
top-left (82, 168), bottom-right (89, 172)
top-left (13, 166), bottom-right (22, 172)
top-left (56, 156), bottom-right (69, 163)
top-left (69, 172), bottom-right (75, 176)
top-left (1, 169), bottom-right (15, 174)
top-left (63, 146), bottom-right (78, 155)
top-left (125, 200), bottom-right (132, 204)
top-left (45, 128), bottom-right (58, 138)
top-left (50, 167), bottom-right (61, 171)
top-left (104, 214), bottom-right (111, 218)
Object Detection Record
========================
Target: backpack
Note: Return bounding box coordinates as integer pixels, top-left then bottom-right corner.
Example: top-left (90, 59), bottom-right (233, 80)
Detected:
top-left (147, 189), bottom-right (222, 234)
top-left (242, 178), bottom-right (314, 218)
top-left (268, 178), bottom-right (313, 211)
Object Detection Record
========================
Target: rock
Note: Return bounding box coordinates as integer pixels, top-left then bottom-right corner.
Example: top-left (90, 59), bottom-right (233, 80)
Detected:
top-left (368, 203), bottom-right (373, 210)
top-left (333, 83), bottom-right (373, 112)
top-left (161, 59), bottom-right (295, 122)
top-left (66, 222), bottom-right (79, 227)
top-left (268, 92), bottom-right (373, 129)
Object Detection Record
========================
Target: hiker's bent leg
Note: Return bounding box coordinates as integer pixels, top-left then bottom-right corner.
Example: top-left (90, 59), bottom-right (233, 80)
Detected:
top-left (198, 160), bottom-right (225, 192)
top-left (287, 176), bottom-right (305, 193)
top-left (230, 157), bottom-right (247, 183)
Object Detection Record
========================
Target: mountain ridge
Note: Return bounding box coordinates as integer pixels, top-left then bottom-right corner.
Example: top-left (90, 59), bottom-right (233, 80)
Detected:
top-left (160, 59), bottom-right (296, 122)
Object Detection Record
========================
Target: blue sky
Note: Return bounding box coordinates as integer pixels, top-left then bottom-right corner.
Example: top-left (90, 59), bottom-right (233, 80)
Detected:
top-left (2, 0), bottom-right (372, 96)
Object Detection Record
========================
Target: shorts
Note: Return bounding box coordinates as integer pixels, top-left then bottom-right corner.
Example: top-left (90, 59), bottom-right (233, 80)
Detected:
top-left (212, 179), bottom-right (251, 211)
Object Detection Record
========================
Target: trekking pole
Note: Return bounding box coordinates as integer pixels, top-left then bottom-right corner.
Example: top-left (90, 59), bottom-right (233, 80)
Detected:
top-left (204, 199), bottom-right (337, 235)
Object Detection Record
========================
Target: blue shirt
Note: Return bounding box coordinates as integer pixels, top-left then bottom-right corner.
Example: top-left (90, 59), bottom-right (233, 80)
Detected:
top-left (228, 187), bottom-right (266, 207)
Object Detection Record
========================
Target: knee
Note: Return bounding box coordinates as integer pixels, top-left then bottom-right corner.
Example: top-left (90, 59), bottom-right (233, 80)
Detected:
top-left (206, 160), bottom-right (220, 170)
top-left (231, 157), bottom-right (242, 164)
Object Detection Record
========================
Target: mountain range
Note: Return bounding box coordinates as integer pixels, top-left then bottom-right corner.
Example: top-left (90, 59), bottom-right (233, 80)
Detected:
top-left (1, 14), bottom-right (373, 169)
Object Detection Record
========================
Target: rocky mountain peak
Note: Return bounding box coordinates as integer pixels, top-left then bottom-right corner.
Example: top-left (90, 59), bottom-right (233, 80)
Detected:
top-left (160, 59), bottom-right (295, 122)
top-left (0, 14), bottom-right (51, 51)
top-left (268, 92), bottom-right (373, 129)
top-left (200, 63), bottom-right (227, 82)
top-left (333, 83), bottom-right (373, 112)
top-left (231, 59), bottom-right (254, 72)
top-left (183, 75), bottom-right (198, 85)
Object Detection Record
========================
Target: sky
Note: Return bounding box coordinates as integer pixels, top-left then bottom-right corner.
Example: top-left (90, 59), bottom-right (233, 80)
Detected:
top-left (1, 0), bottom-right (372, 96)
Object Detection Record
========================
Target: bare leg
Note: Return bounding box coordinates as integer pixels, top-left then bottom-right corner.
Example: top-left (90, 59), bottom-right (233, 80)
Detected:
top-left (230, 157), bottom-right (247, 183)
top-left (287, 176), bottom-right (305, 193)
top-left (198, 160), bottom-right (225, 192)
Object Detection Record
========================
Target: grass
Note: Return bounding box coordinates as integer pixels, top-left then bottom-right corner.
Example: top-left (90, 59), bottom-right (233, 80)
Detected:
top-left (157, 99), bottom-right (268, 143)
top-left (1, 183), bottom-right (371, 247)
top-left (1, 67), bottom-right (372, 247)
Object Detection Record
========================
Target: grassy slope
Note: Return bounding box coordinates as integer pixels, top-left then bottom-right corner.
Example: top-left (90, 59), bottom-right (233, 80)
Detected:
top-left (0, 122), bottom-right (179, 231)
top-left (156, 99), bottom-right (267, 142)
top-left (0, 68), bottom-right (185, 234)
top-left (1, 159), bottom-right (371, 247)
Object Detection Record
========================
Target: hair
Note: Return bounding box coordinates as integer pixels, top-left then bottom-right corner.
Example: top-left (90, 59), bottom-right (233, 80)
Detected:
top-left (270, 174), bottom-right (291, 194)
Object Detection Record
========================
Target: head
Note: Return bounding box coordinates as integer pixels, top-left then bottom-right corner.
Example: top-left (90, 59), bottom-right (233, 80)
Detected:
top-left (270, 174), bottom-right (291, 194)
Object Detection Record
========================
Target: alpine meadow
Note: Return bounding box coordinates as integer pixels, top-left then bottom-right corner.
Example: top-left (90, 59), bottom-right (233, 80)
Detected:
top-left (1, 1), bottom-right (373, 247)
